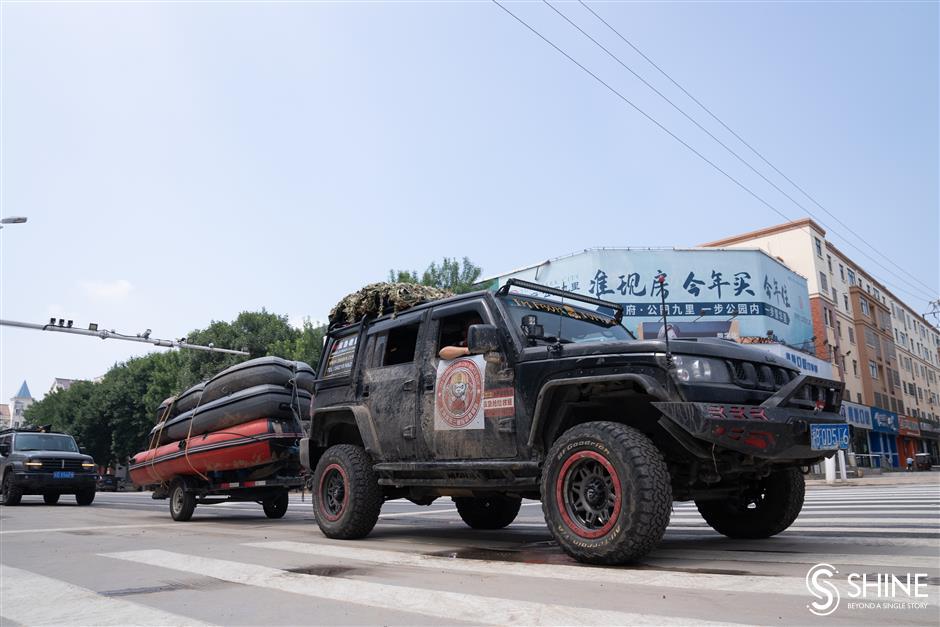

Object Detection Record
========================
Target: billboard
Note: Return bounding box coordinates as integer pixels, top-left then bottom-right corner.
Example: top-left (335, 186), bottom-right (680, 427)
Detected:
top-left (488, 248), bottom-right (813, 348)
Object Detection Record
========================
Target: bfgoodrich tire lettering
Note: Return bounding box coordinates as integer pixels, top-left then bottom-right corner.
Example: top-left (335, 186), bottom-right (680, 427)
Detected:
top-left (541, 422), bottom-right (672, 565)
top-left (313, 444), bottom-right (382, 539)
top-left (695, 467), bottom-right (804, 539)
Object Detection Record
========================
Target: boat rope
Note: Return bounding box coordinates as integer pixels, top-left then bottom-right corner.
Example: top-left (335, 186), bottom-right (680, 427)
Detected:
top-left (146, 398), bottom-right (177, 485)
top-left (182, 388), bottom-right (211, 482)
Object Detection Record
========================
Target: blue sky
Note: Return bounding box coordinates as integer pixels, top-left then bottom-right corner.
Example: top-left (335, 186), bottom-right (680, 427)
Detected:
top-left (1, 0), bottom-right (937, 402)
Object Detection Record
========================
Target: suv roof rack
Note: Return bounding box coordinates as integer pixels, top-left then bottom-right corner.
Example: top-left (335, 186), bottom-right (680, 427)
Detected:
top-left (0, 424), bottom-right (57, 435)
top-left (496, 278), bottom-right (625, 324)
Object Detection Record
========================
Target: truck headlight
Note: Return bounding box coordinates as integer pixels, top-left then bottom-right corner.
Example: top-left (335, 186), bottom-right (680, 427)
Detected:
top-left (24, 461), bottom-right (43, 467)
top-left (672, 355), bottom-right (731, 383)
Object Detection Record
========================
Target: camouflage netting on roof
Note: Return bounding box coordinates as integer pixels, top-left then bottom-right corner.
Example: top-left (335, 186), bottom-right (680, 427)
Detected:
top-left (329, 282), bottom-right (452, 327)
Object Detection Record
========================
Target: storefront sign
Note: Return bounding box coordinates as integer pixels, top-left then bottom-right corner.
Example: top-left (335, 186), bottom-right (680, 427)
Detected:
top-left (898, 415), bottom-right (921, 437)
top-left (756, 344), bottom-right (834, 379)
top-left (871, 407), bottom-right (899, 435)
top-left (919, 421), bottom-right (940, 439)
top-left (840, 401), bottom-right (872, 430)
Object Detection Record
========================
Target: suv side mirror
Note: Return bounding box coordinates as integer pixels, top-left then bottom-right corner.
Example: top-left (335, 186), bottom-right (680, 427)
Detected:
top-left (467, 324), bottom-right (500, 354)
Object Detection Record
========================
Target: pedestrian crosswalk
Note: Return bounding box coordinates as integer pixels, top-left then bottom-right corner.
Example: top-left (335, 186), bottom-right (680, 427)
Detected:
top-left (1, 483), bottom-right (937, 625)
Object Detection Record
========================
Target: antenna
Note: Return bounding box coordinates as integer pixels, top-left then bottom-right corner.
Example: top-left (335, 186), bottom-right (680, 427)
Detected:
top-left (657, 272), bottom-right (673, 367)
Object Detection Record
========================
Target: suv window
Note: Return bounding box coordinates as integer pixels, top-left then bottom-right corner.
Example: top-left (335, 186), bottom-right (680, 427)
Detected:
top-left (437, 312), bottom-right (483, 352)
top-left (500, 295), bottom-right (631, 344)
top-left (13, 433), bottom-right (79, 452)
top-left (382, 323), bottom-right (420, 366)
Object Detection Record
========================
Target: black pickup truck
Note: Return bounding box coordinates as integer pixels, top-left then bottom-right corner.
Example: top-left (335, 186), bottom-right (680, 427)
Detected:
top-left (300, 279), bottom-right (845, 564)
top-left (0, 427), bottom-right (98, 506)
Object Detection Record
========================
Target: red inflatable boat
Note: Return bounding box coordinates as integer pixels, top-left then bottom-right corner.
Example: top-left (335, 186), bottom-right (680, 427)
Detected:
top-left (129, 418), bottom-right (302, 486)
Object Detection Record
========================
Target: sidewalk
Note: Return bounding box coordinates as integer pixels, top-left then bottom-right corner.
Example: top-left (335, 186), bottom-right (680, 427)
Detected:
top-left (806, 471), bottom-right (940, 487)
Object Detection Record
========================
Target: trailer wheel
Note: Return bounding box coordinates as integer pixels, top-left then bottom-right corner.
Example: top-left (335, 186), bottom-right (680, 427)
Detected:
top-left (169, 480), bottom-right (196, 521)
top-left (313, 444), bottom-right (382, 539)
top-left (263, 490), bottom-right (289, 519)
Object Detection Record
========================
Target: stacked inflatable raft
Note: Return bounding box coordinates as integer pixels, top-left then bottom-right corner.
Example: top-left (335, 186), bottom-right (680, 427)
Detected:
top-left (129, 357), bottom-right (314, 486)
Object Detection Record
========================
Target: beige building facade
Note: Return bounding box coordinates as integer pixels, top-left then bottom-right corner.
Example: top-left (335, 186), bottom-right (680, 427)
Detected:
top-left (703, 219), bottom-right (940, 466)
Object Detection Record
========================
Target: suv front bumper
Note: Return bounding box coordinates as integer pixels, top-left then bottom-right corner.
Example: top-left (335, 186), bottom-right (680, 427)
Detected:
top-left (654, 373), bottom-right (846, 461)
top-left (12, 472), bottom-right (98, 493)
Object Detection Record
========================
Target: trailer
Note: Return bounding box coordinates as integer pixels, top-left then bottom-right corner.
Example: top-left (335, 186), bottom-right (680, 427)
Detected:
top-left (151, 470), bottom-right (305, 521)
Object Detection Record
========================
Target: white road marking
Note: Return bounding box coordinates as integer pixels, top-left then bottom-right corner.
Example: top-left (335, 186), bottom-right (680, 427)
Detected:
top-left (0, 523), bottom-right (183, 536)
top-left (246, 540), bottom-right (940, 605)
top-left (666, 516), bottom-right (940, 524)
top-left (649, 548), bottom-right (940, 568)
top-left (102, 549), bottom-right (738, 626)
top-left (0, 565), bottom-right (211, 626)
top-left (666, 525), bottom-right (940, 534)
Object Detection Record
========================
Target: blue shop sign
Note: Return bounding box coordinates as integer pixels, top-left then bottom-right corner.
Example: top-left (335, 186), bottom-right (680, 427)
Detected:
top-left (840, 401), bottom-right (872, 430)
top-left (871, 407), bottom-right (899, 434)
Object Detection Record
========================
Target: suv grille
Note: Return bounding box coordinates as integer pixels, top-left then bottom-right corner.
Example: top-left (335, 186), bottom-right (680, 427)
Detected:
top-left (32, 458), bottom-right (86, 471)
top-left (726, 359), bottom-right (796, 392)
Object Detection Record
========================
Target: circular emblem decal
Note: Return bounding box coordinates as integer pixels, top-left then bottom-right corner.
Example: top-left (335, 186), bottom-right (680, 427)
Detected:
top-left (436, 358), bottom-right (483, 428)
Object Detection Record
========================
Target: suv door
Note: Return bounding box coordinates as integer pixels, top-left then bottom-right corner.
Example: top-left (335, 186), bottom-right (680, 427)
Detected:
top-left (360, 311), bottom-right (426, 461)
top-left (417, 299), bottom-right (517, 460)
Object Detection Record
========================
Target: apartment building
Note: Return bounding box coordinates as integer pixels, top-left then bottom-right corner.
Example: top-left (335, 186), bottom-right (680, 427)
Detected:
top-left (703, 219), bottom-right (940, 466)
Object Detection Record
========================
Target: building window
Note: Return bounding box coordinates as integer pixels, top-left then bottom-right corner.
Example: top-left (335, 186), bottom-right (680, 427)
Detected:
top-left (843, 294), bottom-right (849, 311)
top-left (856, 392), bottom-right (862, 403)
top-left (847, 269), bottom-right (856, 285)
top-left (827, 255), bottom-right (833, 272)
top-left (815, 237), bottom-right (823, 257)
top-left (824, 308), bottom-right (832, 327)
top-left (819, 272), bottom-right (828, 293)
top-left (839, 264), bottom-right (845, 281)
top-left (869, 361), bottom-right (878, 379)
top-left (832, 288), bottom-right (838, 304)
top-left (860, 299), bottom-right (870, 316)
top-left (853, 360), bottom-right (859, 376)
top-left (848, 327), bottom-right (855, 344)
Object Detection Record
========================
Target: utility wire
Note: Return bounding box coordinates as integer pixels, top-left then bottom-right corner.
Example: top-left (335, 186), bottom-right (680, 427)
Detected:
top-left (489, 2), bottom-right (796, 230)
top-left (492, 0), bottom-right (932, 304)
top-left (578, 0), bottom-right (938, 297)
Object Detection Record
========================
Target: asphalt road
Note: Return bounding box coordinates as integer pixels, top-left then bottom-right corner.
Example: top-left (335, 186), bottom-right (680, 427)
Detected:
top-left (1, 480), bottom-right (938, 626)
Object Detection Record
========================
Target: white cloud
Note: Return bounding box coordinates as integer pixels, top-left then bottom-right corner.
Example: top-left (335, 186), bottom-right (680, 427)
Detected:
top-left (78, 279), bottom-right (133, 300)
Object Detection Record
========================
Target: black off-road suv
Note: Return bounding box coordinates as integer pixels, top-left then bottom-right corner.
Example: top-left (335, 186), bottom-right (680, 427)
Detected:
top-left (301, 279), bottom-right (845, 564)
top-left (0, 427), bottom-right (98, 506)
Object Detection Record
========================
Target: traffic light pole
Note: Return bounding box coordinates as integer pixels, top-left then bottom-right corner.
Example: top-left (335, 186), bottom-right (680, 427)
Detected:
top-left (0, 318), bottom-right (249, 356)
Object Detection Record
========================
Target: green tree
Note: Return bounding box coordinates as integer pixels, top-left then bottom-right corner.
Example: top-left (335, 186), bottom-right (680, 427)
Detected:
top-left (388, 256), bottom-right (482, 294)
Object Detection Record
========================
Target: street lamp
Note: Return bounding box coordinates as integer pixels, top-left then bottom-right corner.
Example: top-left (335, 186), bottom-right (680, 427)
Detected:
top-left (0, 216), bottom-right (28, 229)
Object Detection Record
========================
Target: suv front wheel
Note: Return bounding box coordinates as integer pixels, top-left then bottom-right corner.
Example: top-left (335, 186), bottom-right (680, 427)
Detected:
top-left (312, 444), bottom-right (382, 539)
top-left (541, 421), bottom-right (672, 565)
top-left (1, 472), bottom-right (23, 506)
top-left (453, 495), bottom-right (522, 530)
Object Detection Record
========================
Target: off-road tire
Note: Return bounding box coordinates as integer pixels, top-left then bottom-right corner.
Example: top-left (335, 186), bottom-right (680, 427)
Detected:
top-left (1, 472), bottom-right (23, 506)
top-left (541, 421), bottom-right (672, 565)
top-left (169, 481), bottom-right (195, 521)
top-left (695, 467), bottom-right (804, 539)
top-left (262, 490), bottom-right (290, 519)
top-left (313, 444), bottom-right (382, 539)
top-left (453, 495), bottom-right (522, 530)
top-left (43, 493), bottom-right (60, 505)
top-left (75, 488), bottom-right (96, 506)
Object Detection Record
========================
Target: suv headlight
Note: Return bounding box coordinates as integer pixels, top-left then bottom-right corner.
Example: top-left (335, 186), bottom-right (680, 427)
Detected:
top-left (82, 462), bottom-right (96, 468)
top-left (24, 461), bottom-right (42, 467)
top-left (672, 355), bottom-right (731, 383)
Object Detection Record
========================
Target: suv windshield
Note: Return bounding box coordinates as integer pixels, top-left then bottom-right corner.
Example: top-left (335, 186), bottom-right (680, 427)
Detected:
top-left (14, 433), bottom-right (80, 453)
top-left (500, 295), bottom-right (632, 344)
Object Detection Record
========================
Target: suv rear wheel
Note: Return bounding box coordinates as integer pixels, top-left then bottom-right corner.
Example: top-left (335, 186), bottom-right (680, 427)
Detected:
top-left (313, 444), bottom-right (382, 539)
top-left (541, 421), bottom-right (672, 565)
top-left (695, 467), bottom-right (804, 539)
top-left (453, 495), bottom-right (522, 530)
top-left (43, 493), bottom-right (60, 505)
top-left (1, 472), bottom-right (22, 506)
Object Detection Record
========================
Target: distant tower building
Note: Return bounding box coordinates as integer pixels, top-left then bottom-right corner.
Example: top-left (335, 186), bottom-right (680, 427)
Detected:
top-left (10, 381), bottom-right (35, 428)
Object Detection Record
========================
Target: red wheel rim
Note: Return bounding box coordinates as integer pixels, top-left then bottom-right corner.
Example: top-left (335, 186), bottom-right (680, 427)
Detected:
top-left (318, 463), bottom-right (348, 522)
top-left (555, 450), bottom-right (622, 539)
